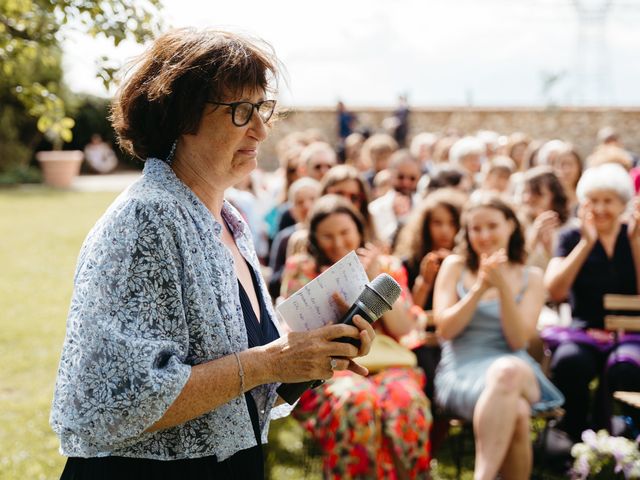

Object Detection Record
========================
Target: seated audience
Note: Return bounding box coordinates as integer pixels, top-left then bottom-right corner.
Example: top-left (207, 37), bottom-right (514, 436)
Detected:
top-left (521, 166), bottom-right (570, 270)
top-left (449, 136), bottom-right (486, 181)
top-left (544, 163), bottom-right (640, 441)
top-left (301, 141), bottom-right (338, 181)
top-left (320, 164), bottom-right (376, 242)
top-left (480, 156), bottom-right (516, 194)
top-left (280, 195), bottom-right (432, 479)
top-left (368, 149), bottom-right (422, 246)
top-left (361, 133), bottom-right (398, 186)
top-left (433, 192), bottom-right (564, 480)
top-left (395, 189), bottom-right (465, 311)
top-left (549, 144), bottom-right (583, 214)
top-left (267, 177), bottom-right (320, 298)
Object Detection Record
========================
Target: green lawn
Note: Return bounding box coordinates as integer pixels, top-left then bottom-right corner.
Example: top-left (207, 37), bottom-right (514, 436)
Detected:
top-left (0, 188), bottom-right (120, 479)
top-left (0, 188), bottom-right (566, 479)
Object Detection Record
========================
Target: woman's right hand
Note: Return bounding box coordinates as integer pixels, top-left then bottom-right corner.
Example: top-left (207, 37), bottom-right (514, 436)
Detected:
top-left (530, 210), bottom-right (560, 252)
top-left (477, 249), bottom-right (509, 290)
top-left (419, 249), bottom-right (450, 285)
top-left (578, 202), bottom-right (598, 245)
top-left (263, 317), bottom-right (374, 383)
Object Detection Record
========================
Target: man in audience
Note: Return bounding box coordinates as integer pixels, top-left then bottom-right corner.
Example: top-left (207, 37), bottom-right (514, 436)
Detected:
top-left (369, 149), bottom-right (422, 246)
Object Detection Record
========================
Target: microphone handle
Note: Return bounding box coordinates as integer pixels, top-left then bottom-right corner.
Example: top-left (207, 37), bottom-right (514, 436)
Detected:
top-left (333, 301), bottom-right (378, 347)
top-left (276, 302), bottom-right (379, 404)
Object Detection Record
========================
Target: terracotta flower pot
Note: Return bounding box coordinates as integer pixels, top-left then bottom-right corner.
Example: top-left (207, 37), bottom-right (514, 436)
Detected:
top-left (36, 150), bottom-right (84, 188)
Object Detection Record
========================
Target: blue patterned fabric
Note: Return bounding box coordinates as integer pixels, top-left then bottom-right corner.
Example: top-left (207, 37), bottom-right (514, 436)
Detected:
top-left (50, 158), bottom-right (280, 461)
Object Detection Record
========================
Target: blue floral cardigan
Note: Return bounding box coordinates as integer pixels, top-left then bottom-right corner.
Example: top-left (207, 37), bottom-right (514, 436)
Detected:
top-left (50, 159), bottom-right (280, 461)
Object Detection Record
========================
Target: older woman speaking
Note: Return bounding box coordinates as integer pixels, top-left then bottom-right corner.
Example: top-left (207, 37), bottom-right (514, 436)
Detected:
top-left (50, 29), bottom-right (374, 479)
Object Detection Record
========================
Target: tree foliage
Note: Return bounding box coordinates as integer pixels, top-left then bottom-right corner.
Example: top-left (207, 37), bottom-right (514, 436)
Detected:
top-left (0, 0), bottom-right (162, 168)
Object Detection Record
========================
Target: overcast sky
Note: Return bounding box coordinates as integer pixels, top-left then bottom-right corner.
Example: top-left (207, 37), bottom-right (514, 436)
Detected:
top-left (61, 0), bottom-right (640, 107)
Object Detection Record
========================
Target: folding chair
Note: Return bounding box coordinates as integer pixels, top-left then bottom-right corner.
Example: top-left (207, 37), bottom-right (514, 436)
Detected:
top-left (604, 294), bottom-right (640, 420)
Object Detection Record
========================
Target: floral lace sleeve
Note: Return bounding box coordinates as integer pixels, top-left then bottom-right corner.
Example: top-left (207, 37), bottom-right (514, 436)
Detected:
top-left (50, 200), bottom-right (191, 450)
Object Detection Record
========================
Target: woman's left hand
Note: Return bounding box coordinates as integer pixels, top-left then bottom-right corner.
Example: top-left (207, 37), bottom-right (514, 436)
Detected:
top-left (332, 292), bottom-right (376, 375)
top-left (627, 197), bottom-right (640, 242)
top-left (357, 243), bottom-right (383, 280)
top-left (478, 248), bottom-right (509, 289)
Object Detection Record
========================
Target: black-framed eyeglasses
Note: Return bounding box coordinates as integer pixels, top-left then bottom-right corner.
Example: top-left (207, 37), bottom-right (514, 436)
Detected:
top-left (207, 99), bottom-right (277, 127)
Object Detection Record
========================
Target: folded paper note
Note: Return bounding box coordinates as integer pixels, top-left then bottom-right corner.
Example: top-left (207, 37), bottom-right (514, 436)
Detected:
top-left (276, 251), bottom-right (369, 332)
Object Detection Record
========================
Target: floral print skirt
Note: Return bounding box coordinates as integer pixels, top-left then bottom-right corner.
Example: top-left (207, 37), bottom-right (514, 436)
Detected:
top-left (292, 367), bottom-right (432, 479)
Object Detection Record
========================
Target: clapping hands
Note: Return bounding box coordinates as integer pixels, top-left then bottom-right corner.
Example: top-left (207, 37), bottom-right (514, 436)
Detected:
top-left (530, 210), bottom-right (560, 254)
top-left (627, 197), bottom-right (640, 242)
top-left (477, 248), bottom-right (509, 290)
top-left (419, 249), bottom-right (451, 285)
top-left (578, 202), bottom-right (598, 245)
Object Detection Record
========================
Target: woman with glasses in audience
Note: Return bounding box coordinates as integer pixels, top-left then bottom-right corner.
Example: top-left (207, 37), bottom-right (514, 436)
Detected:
top-left (544, 163), bottom-right (640, 442)
top-left (433, 192), bottom-right (564, 480)
top-left (50, 29), bottom-right (374, 480)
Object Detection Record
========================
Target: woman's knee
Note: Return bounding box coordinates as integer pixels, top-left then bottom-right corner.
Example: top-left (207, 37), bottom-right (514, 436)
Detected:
top-left (486, 357), bottom-right (534, 393)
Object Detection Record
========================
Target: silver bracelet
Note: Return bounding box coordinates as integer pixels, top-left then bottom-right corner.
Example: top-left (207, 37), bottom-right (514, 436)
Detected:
top-left (233, 351), bottom-right (245, 396)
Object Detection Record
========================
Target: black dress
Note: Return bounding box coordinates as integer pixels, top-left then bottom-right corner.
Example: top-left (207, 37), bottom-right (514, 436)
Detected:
top-left (60, 261), bottom-right (280, 480)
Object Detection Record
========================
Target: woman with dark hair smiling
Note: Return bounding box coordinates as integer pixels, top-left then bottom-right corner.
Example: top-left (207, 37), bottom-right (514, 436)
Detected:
top-left (433, 192), bottom-right (563, 480)
top-left (394, 188), bottom-right (465, 310)
top-left (521, 166), bottom-right (570, 270)
top-left (280, 194), bottom-right (432, 479)
top-left (50, 29), bottom-right (374, 479)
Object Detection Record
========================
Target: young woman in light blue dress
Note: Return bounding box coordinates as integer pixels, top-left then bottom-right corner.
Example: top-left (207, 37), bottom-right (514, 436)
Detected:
top-left (433, 192), bottom-right (563, 480)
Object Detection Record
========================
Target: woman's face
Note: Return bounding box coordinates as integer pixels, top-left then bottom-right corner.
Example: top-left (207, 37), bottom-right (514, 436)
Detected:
top-left (291, 187), bottom-right (319, 223)
top-left (466, 206), bottom-right (513, 256)
top-left (180, 88), bottom-right (269, 186)
top-left (510, 142), bottom-right (527, 168)
top-left (522, 183), bottom-right (553, 217)
top-left (326, 179), bottom-right (363, 209)
top-left (552, 152), bottom-right (581, 190)
top-left (429, 205), bottom-right (457, 250)
top-left (315, 212), bottom-right (362, 264)
top-left (583, 190), bottom-right (626, 233)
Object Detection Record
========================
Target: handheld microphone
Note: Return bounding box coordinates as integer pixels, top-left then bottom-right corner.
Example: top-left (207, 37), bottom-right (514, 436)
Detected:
top-left (276, 273), bottom-right (402, 404)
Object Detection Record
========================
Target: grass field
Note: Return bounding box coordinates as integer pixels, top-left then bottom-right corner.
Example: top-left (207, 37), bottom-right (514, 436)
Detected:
top-left (0, 189), bottom-right (120, 479)
top-left (0, 188), bottom-right (566, 479)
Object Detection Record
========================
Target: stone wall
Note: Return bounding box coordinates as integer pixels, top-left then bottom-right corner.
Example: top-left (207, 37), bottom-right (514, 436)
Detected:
top-left (259, 107), bottom-right (640, 170)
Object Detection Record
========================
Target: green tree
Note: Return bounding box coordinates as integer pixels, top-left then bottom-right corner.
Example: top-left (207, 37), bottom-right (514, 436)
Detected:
top-left (0, 0), bottom-right (163, 172)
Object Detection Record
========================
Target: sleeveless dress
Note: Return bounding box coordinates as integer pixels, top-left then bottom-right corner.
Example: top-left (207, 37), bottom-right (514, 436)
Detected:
top-left (434, 268), bottom-right (565, 421)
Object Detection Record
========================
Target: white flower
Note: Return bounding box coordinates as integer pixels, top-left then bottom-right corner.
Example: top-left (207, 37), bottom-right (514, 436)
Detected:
top-left (571, 429), bottom-right (640, 479)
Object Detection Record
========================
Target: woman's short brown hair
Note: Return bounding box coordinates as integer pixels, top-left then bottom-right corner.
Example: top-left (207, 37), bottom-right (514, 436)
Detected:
top-left (111, 28), bottom-right (280, 160)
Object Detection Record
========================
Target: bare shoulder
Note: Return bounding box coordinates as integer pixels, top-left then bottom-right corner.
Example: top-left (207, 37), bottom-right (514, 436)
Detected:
top-left (438, 254), bottom-right (466, 281)
top-left (441, 254), bottom-right (465, 269)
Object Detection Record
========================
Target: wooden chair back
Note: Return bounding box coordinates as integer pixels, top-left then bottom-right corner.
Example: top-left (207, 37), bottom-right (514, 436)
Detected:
top-left (603, 294), bottom-right (640, 335)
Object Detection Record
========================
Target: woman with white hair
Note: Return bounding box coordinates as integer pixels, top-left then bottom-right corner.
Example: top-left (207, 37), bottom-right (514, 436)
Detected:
top-left (449, 136), bottom-right (485, 178)
top-left (544, 163), bottom-right (640, 441)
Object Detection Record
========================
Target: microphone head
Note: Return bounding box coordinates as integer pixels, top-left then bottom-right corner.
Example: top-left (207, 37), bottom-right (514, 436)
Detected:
top-left (358, 273), bottom-right (402, 320)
